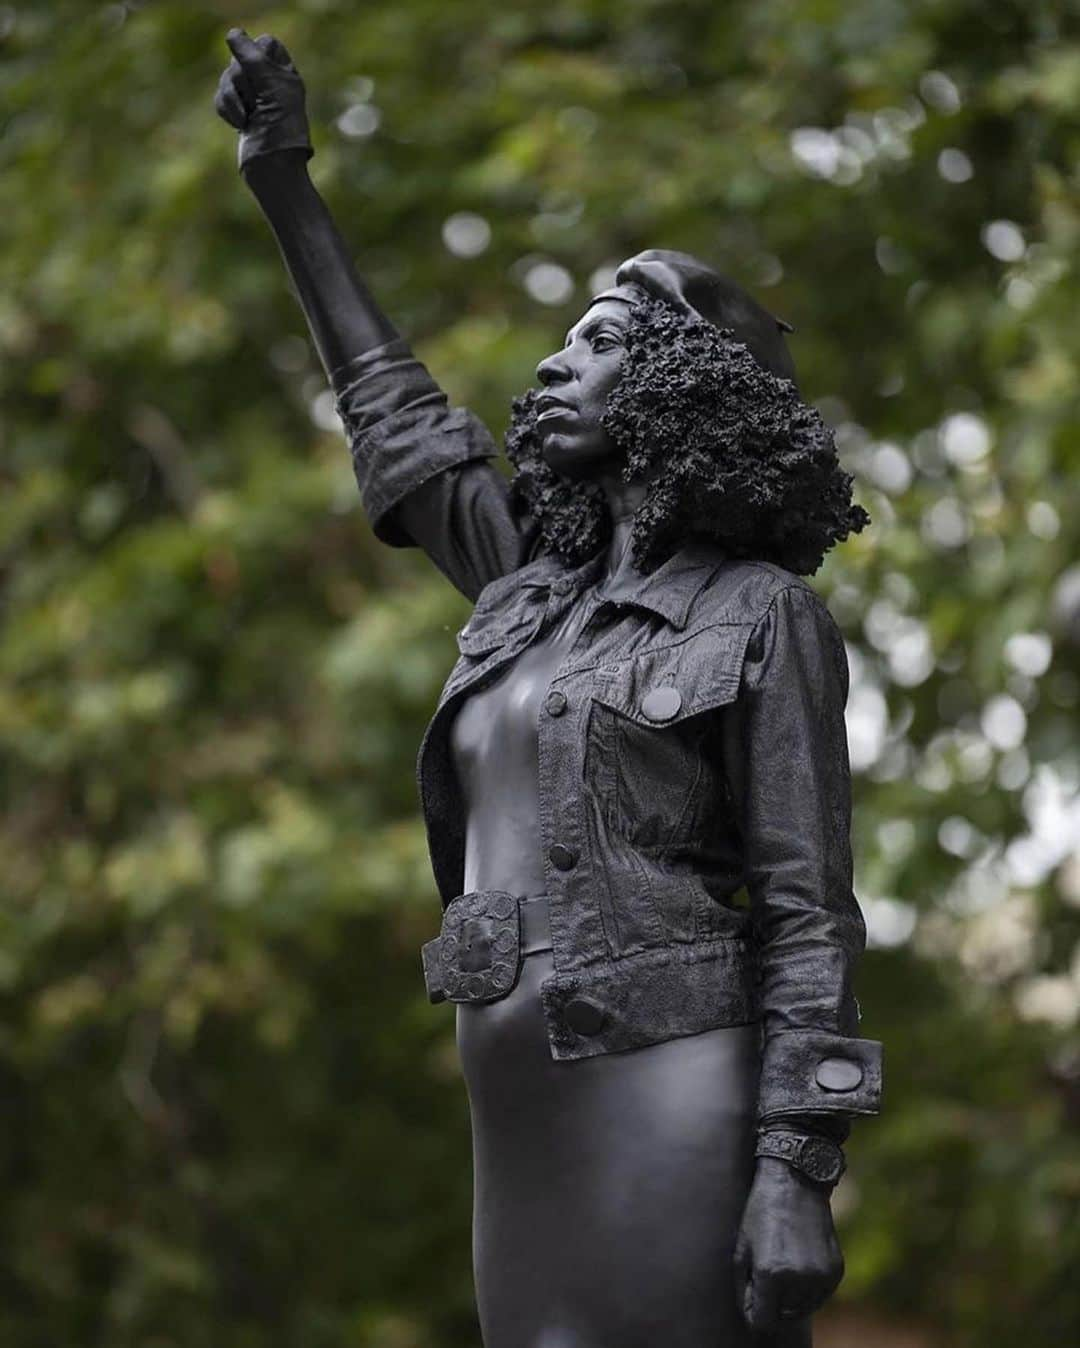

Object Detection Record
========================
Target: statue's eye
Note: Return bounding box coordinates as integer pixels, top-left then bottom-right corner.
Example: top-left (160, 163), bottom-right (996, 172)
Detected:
top-left (591, 334), bottom-right (620, 351)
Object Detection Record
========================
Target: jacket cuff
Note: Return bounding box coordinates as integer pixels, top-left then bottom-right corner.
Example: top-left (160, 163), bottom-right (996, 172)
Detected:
top-left (332, 338), bottom-right (497, 546)
top-left (758, 1112), bottom-right (850, 1146)
top-left (758, 1029), bottom-right (883, 1120)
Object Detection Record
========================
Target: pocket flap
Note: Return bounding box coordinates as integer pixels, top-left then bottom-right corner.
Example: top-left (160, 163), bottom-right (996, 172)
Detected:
top-left (456, 586), bottom-right (544, 657)
top-left (456, 614), bottom-right (506, 657)
top-left (592, 623), bottom-right (753, 725)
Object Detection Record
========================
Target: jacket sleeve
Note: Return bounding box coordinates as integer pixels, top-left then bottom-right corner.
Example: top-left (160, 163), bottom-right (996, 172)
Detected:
top-left (719, 584), bottom-right (883, 1137)
top-left (331, 336), bottom-right (542, 601)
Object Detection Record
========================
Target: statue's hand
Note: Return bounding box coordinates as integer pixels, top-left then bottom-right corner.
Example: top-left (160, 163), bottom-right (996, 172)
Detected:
top-left (214, 28), bottom-right (312, 171)
top-left (732, 1157), bottom-right (844, 1332)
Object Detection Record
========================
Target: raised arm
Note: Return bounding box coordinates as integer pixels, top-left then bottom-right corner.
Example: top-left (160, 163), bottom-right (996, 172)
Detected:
top-left (214, 30), bottom-right (540, 599)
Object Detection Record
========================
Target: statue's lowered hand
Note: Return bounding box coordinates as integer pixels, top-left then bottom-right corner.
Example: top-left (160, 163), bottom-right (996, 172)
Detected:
top-left (732, 1157), bottom-right (844, 1332)
top-left (214, 29), bottom-right (312, 171)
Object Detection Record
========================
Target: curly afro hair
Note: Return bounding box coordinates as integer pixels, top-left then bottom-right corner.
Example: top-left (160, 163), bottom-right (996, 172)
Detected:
top-left (505, 293), bottom-right (869, 575)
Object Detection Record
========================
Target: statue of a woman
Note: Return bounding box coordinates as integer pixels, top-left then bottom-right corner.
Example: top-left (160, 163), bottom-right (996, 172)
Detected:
top-left (215, 30), bottom-right (883, 1347)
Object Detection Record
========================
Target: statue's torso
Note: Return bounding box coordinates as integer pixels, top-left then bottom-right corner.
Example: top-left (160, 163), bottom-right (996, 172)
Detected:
top-left (450, 598), bottom-right (594, 897)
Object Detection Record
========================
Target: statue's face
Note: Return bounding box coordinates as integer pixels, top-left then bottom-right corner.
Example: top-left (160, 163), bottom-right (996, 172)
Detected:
top-left (533, 297), bottom-right (631, 481)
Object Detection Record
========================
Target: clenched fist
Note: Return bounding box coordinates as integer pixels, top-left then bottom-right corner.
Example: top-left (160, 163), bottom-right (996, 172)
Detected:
top-left (214, 28), bottom-right (312, 171)
top-left (733, 1158), bottom-right (844, 1332)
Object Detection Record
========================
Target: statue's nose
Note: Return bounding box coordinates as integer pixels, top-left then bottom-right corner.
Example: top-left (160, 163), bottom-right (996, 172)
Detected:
top-left (536, 351), bottom-right (571, 386)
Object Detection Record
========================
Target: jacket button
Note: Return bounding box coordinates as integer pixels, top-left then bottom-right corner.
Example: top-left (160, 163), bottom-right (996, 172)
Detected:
top-left (641, 686), bottom-right (682, 722)
top-left (549, 844), bottom-right (577, 871)
top-left (544, 689), bottom-right (568, 717)
top-left (815, 1058), bottom-right (864, 1092)
top-left (563, 996), bottom-right (607, 1036)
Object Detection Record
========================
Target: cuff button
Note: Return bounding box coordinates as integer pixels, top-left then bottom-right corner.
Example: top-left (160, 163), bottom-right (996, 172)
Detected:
top-left (815, 1058), bottom-right (864, 1092)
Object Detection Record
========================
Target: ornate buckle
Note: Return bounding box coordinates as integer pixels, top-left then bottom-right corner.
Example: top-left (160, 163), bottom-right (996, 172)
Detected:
top-left (421, 891), bottom-right (523, 1004)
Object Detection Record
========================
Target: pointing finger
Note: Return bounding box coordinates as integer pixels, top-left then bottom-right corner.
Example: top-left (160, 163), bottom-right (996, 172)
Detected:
top-left (225, 27), bottom-right (263, 69)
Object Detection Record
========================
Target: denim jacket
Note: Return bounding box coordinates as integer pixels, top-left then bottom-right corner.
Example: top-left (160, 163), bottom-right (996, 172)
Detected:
top-left (333, 337), bottom-right (883, 1135)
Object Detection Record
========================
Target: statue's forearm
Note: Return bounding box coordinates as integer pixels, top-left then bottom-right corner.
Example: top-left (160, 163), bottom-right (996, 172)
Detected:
top-left (241, 148), bottom-right (399, 376)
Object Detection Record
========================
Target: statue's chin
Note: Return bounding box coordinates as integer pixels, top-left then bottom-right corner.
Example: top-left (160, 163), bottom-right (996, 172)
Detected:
top-left (540, 439), bottom-right (584, 479)
top-left (539, 432), bottom-right (617, 484)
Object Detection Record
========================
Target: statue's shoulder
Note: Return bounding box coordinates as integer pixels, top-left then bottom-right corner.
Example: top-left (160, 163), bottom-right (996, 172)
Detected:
top-left (688, 550), bottom-right (821, 629)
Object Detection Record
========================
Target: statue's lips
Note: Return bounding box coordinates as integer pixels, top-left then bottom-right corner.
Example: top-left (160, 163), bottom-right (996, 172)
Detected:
top-left (536, 403), bottom-right (576, 423)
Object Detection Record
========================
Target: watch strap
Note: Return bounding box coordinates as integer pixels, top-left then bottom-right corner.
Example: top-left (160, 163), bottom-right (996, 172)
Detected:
top-left (755, 1128), bottom-right (847, 1189)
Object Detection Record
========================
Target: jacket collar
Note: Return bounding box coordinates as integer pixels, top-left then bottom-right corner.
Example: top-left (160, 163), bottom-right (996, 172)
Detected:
top-left (530, 540), bottom-right (723, 631)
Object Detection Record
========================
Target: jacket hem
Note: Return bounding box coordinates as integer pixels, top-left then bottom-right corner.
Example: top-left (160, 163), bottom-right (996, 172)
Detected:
top-left (538, 939), bottom-right (760, 1062)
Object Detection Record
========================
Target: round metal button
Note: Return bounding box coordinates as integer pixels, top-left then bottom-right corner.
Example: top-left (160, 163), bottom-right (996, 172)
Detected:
top-left (563, 996), bottom-right (607, 1036)
top-left (815, 1058), bottom-right (864, 1092)
top-left (549, 844), bottom-right (577, 872)
top-left (641, 686), bottom-right (682, 722)
top-left (544, 689), bottom-right (568, 717)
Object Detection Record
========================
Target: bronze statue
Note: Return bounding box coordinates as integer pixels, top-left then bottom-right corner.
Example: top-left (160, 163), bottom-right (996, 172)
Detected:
top-left (215, 29), bottom-right (883, 1346)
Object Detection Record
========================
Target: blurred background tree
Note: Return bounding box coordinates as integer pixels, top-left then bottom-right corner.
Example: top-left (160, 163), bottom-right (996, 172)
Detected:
top-left (1, 1), bottom-right (1078, 1344)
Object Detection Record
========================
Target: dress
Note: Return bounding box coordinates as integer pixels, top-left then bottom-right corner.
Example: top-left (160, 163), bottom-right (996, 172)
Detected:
top-left (449, 599), bottom-right (808, 1348)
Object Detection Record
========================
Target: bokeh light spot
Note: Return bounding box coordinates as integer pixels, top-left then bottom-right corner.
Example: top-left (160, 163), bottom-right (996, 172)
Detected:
top-left (442, 212), bottom-right (492, 259)
top-left (337, 103), bottom-right (381, 139)
top-left (937, 147), bottom-right (974, 182)
top-left (981, 694), bottom-right (1027, 751)
top-left (523, 262), bottom-right (574, 306)
top-left (981, 219), bottom-right (1026, 262)
top-left (940, 411), bottom-right (991, 465)
top-left (920, 70), bottom-right (962, 113)
top-left (1026, 500), bottom-right (1059, 539)
top-left (1004, 632), bottom-right (1052, 678)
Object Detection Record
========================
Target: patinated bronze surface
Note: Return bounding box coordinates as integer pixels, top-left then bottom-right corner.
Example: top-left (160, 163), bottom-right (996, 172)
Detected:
top-left (215, 30), bottom-right (882, 1345)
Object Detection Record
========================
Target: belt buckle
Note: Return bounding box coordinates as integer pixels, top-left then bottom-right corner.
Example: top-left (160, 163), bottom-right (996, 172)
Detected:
top-left (421, 890), bottom-right (522, 1004)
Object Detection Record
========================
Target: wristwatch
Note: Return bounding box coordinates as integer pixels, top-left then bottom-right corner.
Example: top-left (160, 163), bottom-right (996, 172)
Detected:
top-left (755, 1129), bottom-right (847, 1190)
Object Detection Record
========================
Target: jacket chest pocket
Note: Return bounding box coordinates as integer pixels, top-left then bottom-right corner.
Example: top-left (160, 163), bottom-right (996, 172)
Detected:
top-left (586, 624), bottom-right (753, 852)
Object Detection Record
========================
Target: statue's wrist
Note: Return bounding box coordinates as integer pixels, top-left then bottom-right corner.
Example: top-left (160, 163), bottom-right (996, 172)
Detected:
top-left (755, 1155), bottom-right (804, 1181)
top-left (237, 117), bottom-right (313, 173)
top-left (754, 1155), bottom-right (834, 1202)
top-left (240, 145), bottom-right (314, 196)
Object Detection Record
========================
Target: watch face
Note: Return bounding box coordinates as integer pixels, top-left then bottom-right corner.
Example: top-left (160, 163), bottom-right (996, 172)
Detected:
top-left (802, 1137), bottom-right (844, 1184)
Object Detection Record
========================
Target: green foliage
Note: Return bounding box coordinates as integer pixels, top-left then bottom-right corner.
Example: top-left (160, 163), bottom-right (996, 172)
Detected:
top-left (1, 1), bottom-right (1078, 1344)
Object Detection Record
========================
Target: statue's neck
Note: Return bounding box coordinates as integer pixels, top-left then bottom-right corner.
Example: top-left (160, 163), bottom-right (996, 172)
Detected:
top-left (598, 477), bottom-right (647, 594)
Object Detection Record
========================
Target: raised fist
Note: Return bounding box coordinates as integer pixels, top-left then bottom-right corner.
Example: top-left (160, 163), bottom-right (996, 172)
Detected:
top-left (214, 29), bottom-right (312, 171)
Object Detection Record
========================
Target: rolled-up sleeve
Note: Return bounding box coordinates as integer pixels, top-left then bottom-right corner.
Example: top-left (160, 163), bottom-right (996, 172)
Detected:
top-left (332, 337), bottom-right (540, 599)
top-left (720, 584), bottom-right (883, 1136)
